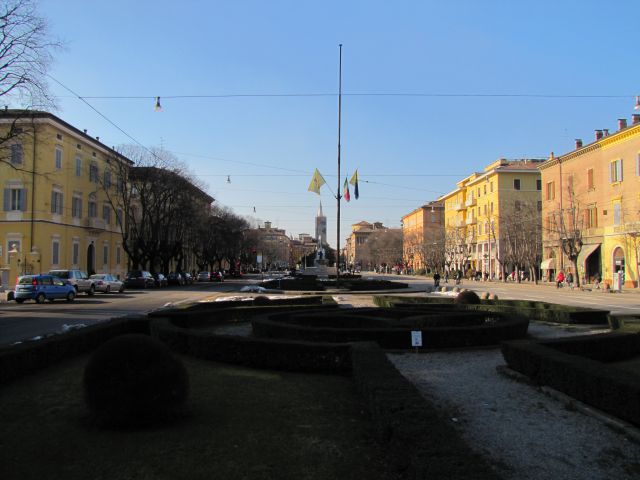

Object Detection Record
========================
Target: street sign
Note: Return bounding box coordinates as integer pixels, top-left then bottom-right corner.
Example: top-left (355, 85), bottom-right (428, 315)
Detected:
top-left (411, 330), bottom-right (422, 347)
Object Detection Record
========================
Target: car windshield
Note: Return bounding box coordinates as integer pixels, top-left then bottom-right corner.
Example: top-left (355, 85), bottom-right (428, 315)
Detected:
top-left (18, 276), bottom-right (36, 285)
top-left (90, 274), bottom-right (106, 279)
top-left (50, 271), bottom-right (70, 279)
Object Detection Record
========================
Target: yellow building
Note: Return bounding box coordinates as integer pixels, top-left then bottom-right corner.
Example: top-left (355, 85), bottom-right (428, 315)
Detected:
top-left (539, 115), bottom-right (640, 288)
top-left (0, 110), bottom-right (132, 286)
top-left (438, 158), bottom-right (543, 278)
top-left (400, 201), bottom-right (444, 271)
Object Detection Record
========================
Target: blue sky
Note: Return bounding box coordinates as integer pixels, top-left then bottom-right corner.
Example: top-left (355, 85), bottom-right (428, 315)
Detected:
top-left (37, 0), bottom-right (640, 248)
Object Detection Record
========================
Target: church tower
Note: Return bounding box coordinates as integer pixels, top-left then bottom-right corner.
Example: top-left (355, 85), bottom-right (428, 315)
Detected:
top-left (315, 201), bottom-right (327, 246)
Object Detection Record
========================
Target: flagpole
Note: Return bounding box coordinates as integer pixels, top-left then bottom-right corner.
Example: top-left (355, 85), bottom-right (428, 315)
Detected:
top-left (336, 44), bottom-right (342, 287)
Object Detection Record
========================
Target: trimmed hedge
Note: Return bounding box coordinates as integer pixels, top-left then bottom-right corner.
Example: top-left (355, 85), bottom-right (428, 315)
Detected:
top-left (0, 305), bottom-right (503, 478)
top-left (374, 295), bottom-right (610, 324)
top-left (0, 315), bottom-right (149, 385)
top-left (149, 316), bottom-right (352, 374)
top-left (251, 308), bottom-right (528, 349)
top-left (151, 304), bottom-right (340, 329)
top-left (150, 295), bottom-right (328, 315)
top-left (351, 343), bottom-right (501, 479)
top-left (260, 278), bottom-right (409, 291)
top-left (501, 333), bottom-right (640, 427)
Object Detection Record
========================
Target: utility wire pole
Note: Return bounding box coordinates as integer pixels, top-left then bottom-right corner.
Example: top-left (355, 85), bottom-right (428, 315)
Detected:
top-left (336, 44), bottom-right (343, 287)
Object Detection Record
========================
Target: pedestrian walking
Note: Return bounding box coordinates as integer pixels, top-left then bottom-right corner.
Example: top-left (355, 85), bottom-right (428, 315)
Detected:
top-left (566, 272), bottom-right (574, 289)
top-left (556, 270), bottom-right (565, 288)
top-left (594, 272), bottom-right (601, 289)
top-left (433, 272), bottom-right (440, 288)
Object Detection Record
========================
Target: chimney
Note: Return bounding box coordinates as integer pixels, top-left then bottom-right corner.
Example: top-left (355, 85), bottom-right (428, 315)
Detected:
top-left (595, 129), bottom-right (603, 140)
top-left (83, 129), bottom-right (87, 134)
top-left (603, 129), bottom-right (609, 137)
top-left (575, 139), bottom-right (583, 149)
top-left (96, 136), bottom-right (100, 141)
top-left (633, 114), bottom-right (640, 125)
top-left (618, 118), bottom-right (628, 130)
top-left (264, 221), bottom-right (271, 229)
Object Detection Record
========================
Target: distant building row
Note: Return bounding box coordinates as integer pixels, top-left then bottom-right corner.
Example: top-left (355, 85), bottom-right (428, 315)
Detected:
top-left (401, 113), bottom-right (640, 288)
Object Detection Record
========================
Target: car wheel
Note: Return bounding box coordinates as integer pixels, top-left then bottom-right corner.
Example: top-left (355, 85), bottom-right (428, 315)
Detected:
top-left (66, 291), bottom-right (75, 302)
top-left (49, 298), bottom-right (55, 302)
top-left (105, 285), bottom-right (111, 294)
top-left (35, 293), bottom-right (46, 304)
top-left (15, 298), bottom-right (24, 303)
top-left (119, 286), bottom-right (125, 293)
top-left (88, 284), bottom-right (95, 296)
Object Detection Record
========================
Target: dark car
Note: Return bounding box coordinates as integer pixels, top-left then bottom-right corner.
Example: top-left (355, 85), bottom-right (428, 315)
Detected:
top-left (153, 273), bottom-right (168, 288)
top-left (14, 275), bottom-right (76, 303)
top-left (182, 272), bottom-right (194, 285)
top-left (123, 270), bottom-right (155, 289)
top-left (166, 272), bottom-right (185, 286)
top-left (210, 271), bottom-right (224, 282)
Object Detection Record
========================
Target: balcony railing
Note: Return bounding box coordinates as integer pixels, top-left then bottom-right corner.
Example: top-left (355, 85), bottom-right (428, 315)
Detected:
top-left (84, 217), bottom-right (105, 231)
top-left (465, 216), bottom-right (476, 225)
top-left (465, 197), bottom-right (476, 207)
top-left (453, 202), bottom-right (464, 211)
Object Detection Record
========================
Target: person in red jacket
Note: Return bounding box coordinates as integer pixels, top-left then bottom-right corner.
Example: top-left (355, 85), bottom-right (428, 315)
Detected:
top-left (556, 270), bottom-right (565, 288)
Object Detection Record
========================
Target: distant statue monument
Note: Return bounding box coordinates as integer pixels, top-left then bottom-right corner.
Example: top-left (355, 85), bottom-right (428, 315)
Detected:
top-left (315, 244), bottom-right (326, 265)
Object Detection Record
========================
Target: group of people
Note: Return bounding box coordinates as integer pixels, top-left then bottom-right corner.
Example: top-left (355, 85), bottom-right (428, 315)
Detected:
top-left (555, 271), bottom-right (602, 289)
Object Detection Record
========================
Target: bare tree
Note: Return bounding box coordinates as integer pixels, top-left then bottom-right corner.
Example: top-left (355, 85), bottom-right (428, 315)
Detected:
top-left (497, 202), bottom-right (542, 283)
top-left (360, 229), bottom-right (403, 270)
top-left (0, 0), bottom-right (58, 108)
top-left (547, 186), bottom-right (584, 287)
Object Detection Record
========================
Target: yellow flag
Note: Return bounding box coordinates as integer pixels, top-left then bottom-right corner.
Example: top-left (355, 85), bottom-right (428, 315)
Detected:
top-left (349, 169), bottom-right (359, 199)
top-left (308, 168), bottom-right (326, 195)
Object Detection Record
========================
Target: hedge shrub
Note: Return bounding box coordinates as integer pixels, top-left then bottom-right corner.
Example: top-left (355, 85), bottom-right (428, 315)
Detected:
top-left (0, 315), bottom-right (149, 385)
top-left (501, 333), bottom-right (640, 428)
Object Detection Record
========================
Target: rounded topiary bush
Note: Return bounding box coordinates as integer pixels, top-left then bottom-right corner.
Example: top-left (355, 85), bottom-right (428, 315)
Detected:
top-left (83, 334), bottom-right (189, 428)
top-left (440, 286), bottom-right (448, 293)
top-left (253, 295), bottom-right (271, 305)
top-left (455, 289), bottom-right (481, 304)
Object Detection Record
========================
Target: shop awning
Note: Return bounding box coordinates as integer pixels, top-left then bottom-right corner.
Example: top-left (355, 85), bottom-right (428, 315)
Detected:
top-left (578, 243), bottom-right (601, 268)
top-left (540, 258), bottom-right (555, 270)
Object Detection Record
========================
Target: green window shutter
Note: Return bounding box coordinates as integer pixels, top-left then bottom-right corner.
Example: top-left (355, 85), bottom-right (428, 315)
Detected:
top-left (3, 189), bottom-right (9, 211)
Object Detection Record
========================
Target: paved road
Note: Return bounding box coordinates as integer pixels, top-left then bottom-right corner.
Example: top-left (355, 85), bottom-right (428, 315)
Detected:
top-left (0, 280), bottom-right (244, 347)
top-left (3, 271), bottom-right (639, 347)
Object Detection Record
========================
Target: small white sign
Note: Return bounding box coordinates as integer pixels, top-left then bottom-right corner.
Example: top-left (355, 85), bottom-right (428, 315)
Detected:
top-left (411, 331), bottom-right (423, 347)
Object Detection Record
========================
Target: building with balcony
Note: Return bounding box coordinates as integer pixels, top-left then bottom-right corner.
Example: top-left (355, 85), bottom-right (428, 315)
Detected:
top-left (256, 221), bottom-right (291, 269)
top-left (439, 158), bottom-right (543, 278)
top-left (400, 201), bottom-right (444, 272)
top-left (290, 233), bottom-right (318, 268)
top-left (539, 115), bottom-right (640, 288)
top-left (344, 221), bottom-right (401, 271)
top-left (0, 110), bottom-right (132, 284)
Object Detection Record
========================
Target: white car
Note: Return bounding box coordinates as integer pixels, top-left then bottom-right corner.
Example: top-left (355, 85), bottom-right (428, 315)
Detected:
top-left (89, 274), bottom-right (125, 293)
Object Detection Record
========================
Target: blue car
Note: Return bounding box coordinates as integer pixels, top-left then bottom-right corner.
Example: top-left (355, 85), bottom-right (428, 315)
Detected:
top-left (14, 275), bottom-right (76, 304)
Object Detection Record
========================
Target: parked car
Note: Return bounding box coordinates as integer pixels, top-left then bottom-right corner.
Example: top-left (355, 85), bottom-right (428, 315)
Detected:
top-left (225, 270), bottom-right (243, 279)
top-left (47, 269), bottom-right (95, 295)
top-left (182, 272), bottom-right (194, 285)
top-left (166, 272), bottom-right (185, 286)
top-left (197, 271), bottom-right (211, 282)
top-left (14, 274), bottom-right (76, 303)
top-left (153, 273), bottom-right (168, 288)
top-left (123, 270), bottom-right (155, 289)
top-left (89, 274), bottom-right (124, 293)
top-left (210, 271), bottom-right (224, 282)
